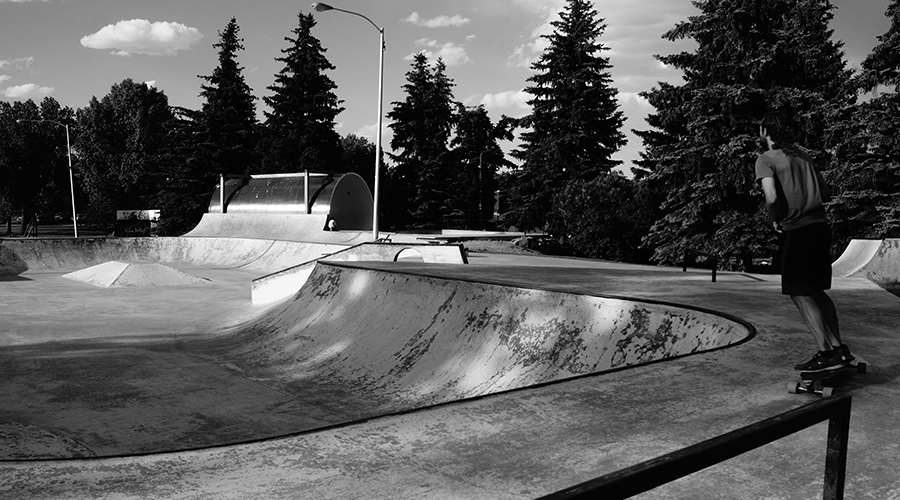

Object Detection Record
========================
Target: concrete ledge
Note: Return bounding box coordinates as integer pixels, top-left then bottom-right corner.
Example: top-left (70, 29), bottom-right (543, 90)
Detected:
top-left (251, 242), bottom-right (469, 305)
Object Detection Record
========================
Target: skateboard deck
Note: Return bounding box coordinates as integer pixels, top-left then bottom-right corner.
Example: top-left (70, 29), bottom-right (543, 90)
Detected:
top-left (788, 355), bottom-right (867, 397)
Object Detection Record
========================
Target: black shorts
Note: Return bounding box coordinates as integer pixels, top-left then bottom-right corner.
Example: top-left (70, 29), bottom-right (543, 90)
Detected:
top-left (779, 222), bottom-right (832, 295)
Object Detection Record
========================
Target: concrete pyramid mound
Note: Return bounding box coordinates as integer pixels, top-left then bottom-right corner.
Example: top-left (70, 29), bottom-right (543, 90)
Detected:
top-left (62, 261), bottom-right (210, 288)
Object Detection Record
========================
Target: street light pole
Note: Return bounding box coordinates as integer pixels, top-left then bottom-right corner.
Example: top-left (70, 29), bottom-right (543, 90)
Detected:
top-left (312, 2), bottom-right (384, 241)
top-left (16, 119), bottom-right (78, 238)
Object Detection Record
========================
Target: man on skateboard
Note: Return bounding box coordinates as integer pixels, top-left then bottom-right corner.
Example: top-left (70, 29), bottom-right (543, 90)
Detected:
top-left (755, 111), bottom-right (854, 373)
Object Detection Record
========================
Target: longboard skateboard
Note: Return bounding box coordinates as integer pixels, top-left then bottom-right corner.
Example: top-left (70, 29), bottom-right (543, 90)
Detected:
top-left (788, 355), bottom-right (867, 397)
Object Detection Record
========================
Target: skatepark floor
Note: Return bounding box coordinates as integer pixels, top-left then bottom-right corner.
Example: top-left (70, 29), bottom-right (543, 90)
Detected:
top-left (2, 244), bottom-right (900, 499)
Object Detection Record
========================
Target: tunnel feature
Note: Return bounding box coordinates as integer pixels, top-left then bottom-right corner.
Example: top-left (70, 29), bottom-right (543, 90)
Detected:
top-left (207, 172), bottom-right (373, 231)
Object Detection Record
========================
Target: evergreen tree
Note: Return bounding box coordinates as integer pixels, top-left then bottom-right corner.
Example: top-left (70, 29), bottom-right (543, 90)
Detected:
top-left (449, 105), bottom-right (515, 229)
top-left (196, 17), bottom-right (259, 174)
top-left (507, 0), bottom-right (626, 232)
top-left (826, 0), bottom-right (900, 245)
top-left (261, 12), bottom-right (344, 173)
top-left (153, 107), bottom-right (214, 235)
top-left (636, 0), bottom-right (854, 268)
top-left (387, 54), bottom-right (457, 229)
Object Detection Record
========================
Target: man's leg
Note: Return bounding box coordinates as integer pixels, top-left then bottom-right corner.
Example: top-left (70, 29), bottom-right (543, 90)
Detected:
top-left (812, 290), bottom-right (842, 346)
top-left (790, 294), bottom-right (834, 351)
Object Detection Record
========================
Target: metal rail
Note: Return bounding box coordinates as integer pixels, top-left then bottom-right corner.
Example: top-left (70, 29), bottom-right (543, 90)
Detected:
top-left (683, 248), bottom-right (718, 282)
top-left (540, 394), bottom-right (851, 500)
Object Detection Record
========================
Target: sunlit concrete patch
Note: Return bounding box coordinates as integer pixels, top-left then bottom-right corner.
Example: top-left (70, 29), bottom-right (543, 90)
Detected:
top-left (62, 261), bottom-right (211, 288)
top-left (204, 262), bottom-right (752, 412)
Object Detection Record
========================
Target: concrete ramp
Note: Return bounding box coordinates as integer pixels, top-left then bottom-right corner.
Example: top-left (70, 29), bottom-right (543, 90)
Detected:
top-left (200, 262), bottom-right (752, 415)
top-left (832, 239), bottom-right (900, 283)
top-left (62, 261), bottom-right (210, 288)
top-left (185, 213), bottom-right (372, 245)
top-left (0, 237), bottom-right (345, 275)
top-left (832, 239), bottom-right (883, 277)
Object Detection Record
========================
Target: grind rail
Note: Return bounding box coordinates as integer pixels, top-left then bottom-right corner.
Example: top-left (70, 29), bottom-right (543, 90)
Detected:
top-left (540, 394), bottom-right (851, 500)
top-left (683, 248), bottom-right (718, 282)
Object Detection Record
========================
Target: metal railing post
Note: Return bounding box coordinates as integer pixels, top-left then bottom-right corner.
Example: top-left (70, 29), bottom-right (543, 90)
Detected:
top-left (824, 396), bottom-right (851, 500)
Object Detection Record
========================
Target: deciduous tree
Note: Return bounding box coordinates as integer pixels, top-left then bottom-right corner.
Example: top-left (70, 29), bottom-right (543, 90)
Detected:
top-left (0, 98), bottom-right (74, 234)
top-left (74, 79), bottom-right (174, 223)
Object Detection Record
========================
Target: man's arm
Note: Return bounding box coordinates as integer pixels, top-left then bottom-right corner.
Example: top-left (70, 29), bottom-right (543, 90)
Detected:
top-left (760, 177), bottom-right (782, 231)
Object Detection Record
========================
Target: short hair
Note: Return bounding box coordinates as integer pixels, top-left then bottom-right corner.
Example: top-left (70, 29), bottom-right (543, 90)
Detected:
top-left (760, 111), bottom-right (794, 150)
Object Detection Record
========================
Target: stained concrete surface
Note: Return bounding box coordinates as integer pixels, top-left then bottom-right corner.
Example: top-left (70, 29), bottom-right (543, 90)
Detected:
top-left (1, 239), bottom-right (899, 499)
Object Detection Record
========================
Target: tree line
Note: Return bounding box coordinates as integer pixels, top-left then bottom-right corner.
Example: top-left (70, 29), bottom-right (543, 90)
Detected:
top-left (1, 0), bottom-right (898, 270)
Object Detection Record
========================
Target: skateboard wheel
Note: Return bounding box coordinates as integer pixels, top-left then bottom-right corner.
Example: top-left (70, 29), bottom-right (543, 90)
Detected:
top-left (822, 387), bottom-right (834, 397)
top-left (787, 381), bottom-right (799, 394)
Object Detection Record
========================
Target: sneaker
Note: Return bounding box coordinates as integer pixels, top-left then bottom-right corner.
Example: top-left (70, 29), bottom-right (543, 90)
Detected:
top-left (794, 350), bottom-right (845, 372)
top-left (836, 344), bottom-right (855, 363)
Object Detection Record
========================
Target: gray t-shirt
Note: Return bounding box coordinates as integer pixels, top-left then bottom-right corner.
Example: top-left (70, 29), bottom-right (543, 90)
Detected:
top-left (755, 148), bottom-right (829, 231)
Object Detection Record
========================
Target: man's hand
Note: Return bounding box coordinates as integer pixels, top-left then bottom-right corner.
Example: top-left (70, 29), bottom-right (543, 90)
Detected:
top-left (773, 221), bottom-right (783, 233)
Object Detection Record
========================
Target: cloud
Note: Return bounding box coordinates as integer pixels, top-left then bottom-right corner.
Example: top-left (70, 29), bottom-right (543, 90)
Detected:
top-left (480, 90), bottom-right (531, 115)
top-left (0, 75), bottom-right (10, 83)
top-left (404, 12), bottom-right (471, 28)
top-left (617, 91), bottom-right (652, 110)
top-left (2, 83), bottom-right (54, 100)
top-left (355, 120), bottom-right (393, 147)
top-left (506, 3), bottom-right (563, 68)
top-left (0, 57), bottom-right (34, 71)
top-left (407, 39), bottom-right (471, 66)
top-left (80, 19), bottom-right (203, 56)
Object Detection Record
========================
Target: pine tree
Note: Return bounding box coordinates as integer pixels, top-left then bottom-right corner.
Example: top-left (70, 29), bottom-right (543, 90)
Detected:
top-left (635, 0), bottom-right (854, 267)
top-left (826, 0), bottom-right (900, 244)
top-left (449, 105), bottom-right (514, 229)
top-left (197, 17), bottom-right (259, 175)
top-left (507, 0), bottom-right (626, 232)
top-left (261, 12), bottom-right (344, 173)
top-left (154, 107), bottom-right (214, 235)
top-left (387, 54), bottom-right (457, 229)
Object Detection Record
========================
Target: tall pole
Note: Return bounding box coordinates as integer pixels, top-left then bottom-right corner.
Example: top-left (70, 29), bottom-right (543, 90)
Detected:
top-left (64, 124), bottom-right (78, 238)
top-left (312, 2), bottom-right (383, 241)
top-left (374, 26), bottom-right (384, 241)
top-left (16, 119), bottom-right (78, 238)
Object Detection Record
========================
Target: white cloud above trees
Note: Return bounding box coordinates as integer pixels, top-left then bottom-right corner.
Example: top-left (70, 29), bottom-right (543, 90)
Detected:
top-left (2, 83), bottom-right (54, 100)
top-left (407, 39), bottom-right (472, 66)
top-left (80, 19), bottom-right (203, 56)
top-left (404, 12), bottom-right (471, 28)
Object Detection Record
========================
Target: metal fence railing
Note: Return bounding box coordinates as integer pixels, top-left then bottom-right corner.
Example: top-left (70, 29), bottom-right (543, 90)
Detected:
top-left (540, 394), bottom-right (852, 500)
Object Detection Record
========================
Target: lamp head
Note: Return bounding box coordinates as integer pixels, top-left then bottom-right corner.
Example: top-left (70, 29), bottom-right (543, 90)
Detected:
top-left (312, 2), bottom-right (333, 12)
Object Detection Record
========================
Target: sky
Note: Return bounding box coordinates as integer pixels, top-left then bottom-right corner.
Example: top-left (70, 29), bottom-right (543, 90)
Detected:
top-left (0, 0), bottom-right (893, 174)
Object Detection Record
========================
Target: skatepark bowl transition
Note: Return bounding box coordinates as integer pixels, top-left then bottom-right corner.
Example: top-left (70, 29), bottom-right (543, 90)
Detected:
top-left (1, 233), bottom-right (899, 499)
